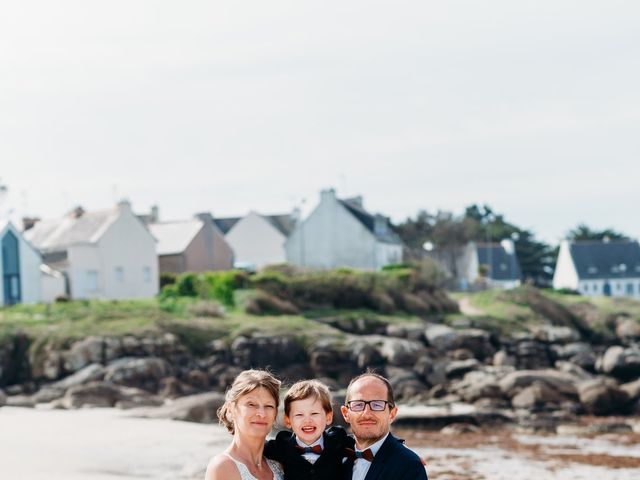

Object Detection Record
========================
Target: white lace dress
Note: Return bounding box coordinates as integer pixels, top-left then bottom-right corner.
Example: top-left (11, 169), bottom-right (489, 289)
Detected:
top-left (223, 453), bottom-right (284, 480)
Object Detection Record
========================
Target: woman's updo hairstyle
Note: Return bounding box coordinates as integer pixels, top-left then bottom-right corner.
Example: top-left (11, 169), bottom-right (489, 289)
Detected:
top-left (217, 369), bottom-right (281, 434)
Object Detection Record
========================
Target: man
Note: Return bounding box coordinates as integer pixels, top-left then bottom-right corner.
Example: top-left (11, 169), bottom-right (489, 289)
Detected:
top-left (340, 372), bottom-right (428, 480)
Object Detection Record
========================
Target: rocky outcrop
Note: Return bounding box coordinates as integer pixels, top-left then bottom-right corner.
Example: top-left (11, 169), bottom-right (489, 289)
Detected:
top-left (577, 378), bottom-right (630, 415)
top-left (597, 346), bottom-right (640, 380)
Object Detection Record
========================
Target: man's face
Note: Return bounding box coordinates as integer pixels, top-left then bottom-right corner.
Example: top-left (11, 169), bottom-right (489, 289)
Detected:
top-left (340, 376), bottom-right (397, 449)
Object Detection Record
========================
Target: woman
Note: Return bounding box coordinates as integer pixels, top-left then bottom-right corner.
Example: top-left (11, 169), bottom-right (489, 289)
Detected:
top-left (205, 369), bottom-right (284, 480)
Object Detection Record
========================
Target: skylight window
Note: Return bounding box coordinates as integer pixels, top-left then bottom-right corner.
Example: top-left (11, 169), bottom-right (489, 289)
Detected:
top-left (588, 266), bottom-right (598, 274)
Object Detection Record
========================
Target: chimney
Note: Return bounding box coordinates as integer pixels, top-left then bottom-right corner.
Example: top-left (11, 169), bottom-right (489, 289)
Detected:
top-left (320, 188), bottom-right (336, 203)
top-left (69, 206), bottom-right (85, 218)
top-left (117, 199), bottom-right (132, 213)
top-left (22, 216), bottom-right (40, 231)
top-left (195, 212), bottom-right (213, 223)
top-left (150, 205), bottom-right (159, 223)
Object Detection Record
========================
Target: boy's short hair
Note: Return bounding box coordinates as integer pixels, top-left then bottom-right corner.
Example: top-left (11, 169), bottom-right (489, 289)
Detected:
top-left (284, 379), bottom-right (333, 416)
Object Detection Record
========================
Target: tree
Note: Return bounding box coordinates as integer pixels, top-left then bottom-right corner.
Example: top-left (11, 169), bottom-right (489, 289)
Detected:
top-left (567, 223), bottom-right (629, 242)
top-left (394, 204), bottom-right (555, 287)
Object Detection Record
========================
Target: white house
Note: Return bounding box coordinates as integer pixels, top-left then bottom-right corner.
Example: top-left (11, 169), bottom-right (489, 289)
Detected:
top-left (24, 200), bottom-right (158, 300)
top-left (553, 239), bottom-right (640, 298)
top-left (285, 188), bottom-right (403, 270)
top-left (0, 220), bottom-right (42, 305)
top-left (214, 211), bottom-right (296, 270)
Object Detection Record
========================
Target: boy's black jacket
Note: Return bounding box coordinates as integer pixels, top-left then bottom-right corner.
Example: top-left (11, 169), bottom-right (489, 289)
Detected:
top-left (264, 426), bottom-right (354, 480)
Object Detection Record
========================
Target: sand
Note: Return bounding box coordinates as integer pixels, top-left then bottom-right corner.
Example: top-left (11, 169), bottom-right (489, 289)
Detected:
top-left (1, 406), bottom-right (639, 479)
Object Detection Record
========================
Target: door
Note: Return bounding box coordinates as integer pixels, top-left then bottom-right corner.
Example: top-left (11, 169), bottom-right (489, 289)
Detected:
top-left (2, 230), bottom-right (21, 305)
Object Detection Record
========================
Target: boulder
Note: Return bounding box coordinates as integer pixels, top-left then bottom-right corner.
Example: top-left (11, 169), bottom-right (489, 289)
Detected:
top-left (511, 381), bottom-right (569, 410)
top-left (499, 369), bottom-right (580, 398)
top-left (620, 379), bottom-right (640, 402)
top-left (514, 340), bottom-right (552, 369)
top-left (104, 357), bottom-right (172, 392)
top-left (598, 346), bottom-right (640, 380)
top-left (616, 319), bottom-right (640, 343)
top-left (385, 366), bottom-right (429, 401)
top-left (577, 378), bottom-right (630, 415)
top-left (451, 369), bottom-right (505, 403)
top-left (5, 394), bottom-right (35, 408)
top-left (231, 335), bottom-right (306, 369)
top-left (378, 338), bottom-right (427, 367)
top-left (63, 381), bottom-right (124, 408)
top-left (350, 343), bottom-right (385, 370)
top-left (63, 336), bottom-right (109, 373)
top-left (426, 327), bottom-right (494, 360)
top-left (441, 423), bottom-right (480, 435)
top-left (445, 359), bottom-right (480, 379)
top-left (134, 391), bottom-right (225, 423)
top-left (493, 350), bottom-right (516, 367)
top-left (533, 325), bottom-right (580, 344)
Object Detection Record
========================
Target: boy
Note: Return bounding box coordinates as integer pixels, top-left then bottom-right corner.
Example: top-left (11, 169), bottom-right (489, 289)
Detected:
top-left (264, 379), bottom-right (354, 479)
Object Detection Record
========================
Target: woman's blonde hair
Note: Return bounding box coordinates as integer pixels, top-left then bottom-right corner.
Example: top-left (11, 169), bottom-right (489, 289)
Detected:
top-left (217, 369), bottom-right (281, 434)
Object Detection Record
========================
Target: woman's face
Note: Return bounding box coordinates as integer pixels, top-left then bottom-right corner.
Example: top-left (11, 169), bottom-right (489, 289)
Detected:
top-left (231, 387), bottom-right (278, 438)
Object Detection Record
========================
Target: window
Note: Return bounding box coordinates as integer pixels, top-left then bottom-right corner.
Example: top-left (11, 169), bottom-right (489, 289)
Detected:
top-left (143, 267), bottom-right (152, 283)
top-left (86, 270), bottom-right (99, 291)
top-left (115, 267), bottom-right (124, 283)
top-left (626, 283), bottom-right (634, 295)
top-left (588, 266), bottom-right (598, 274)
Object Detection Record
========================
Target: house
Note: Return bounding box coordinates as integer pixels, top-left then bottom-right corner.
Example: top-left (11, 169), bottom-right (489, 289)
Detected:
top-left (1, 220), bottom-right (42, 305)
top-left (476, 239), bottom-right (522, 290)
top-left (285, 188), bottom-right (403, 270)
top-left (24, 200), bottom-right (158, 300)
top-left (214, 211), bottom-right (297, 270)
top-left (553, 239), bottom-right (640, 298)
top-left (425, 241), bottom-right (480, 290)
top-left (147, 212), bottom-right (234, 274)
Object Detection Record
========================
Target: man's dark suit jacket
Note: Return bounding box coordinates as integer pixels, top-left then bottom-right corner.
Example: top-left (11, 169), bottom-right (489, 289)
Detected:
top-left (342, 433), bottom-right (428, 480)
top-left (264, 426), bottom-right (354, 480)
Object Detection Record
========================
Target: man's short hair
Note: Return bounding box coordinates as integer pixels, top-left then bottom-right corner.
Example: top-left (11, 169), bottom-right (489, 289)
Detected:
top-left (345, 370), bottom-right (395, 406)
top-left (284, 379), bottom-right (333, 416)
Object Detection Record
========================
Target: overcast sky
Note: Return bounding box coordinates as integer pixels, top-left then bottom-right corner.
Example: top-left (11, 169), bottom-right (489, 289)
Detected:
top-left (1, 1), bottom-right (638, 244)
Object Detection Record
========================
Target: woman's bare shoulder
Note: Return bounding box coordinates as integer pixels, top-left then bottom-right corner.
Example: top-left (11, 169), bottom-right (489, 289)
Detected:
top-left (204, 453), bottom-right (239, 480)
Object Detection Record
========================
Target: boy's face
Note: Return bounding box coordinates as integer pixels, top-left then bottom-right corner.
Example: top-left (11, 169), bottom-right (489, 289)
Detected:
top-left (284, 396), bottom-right (333, 446)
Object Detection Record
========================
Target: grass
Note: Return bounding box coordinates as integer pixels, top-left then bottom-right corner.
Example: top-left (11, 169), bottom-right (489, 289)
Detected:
top-left (449, 287), bottom-right (640, 337)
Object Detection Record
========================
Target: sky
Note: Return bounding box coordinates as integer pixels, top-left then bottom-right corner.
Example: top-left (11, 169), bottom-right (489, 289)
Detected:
top-left (1, 1), bottom-right (639, 245)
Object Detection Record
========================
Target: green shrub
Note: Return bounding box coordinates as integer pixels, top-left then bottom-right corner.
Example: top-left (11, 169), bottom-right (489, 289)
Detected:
top-left (175, 273), bottom-right (201, 297)
top-left (202, 271), bottom-right (238, 307)
top-left (160, 272), bottom-right (177, 289)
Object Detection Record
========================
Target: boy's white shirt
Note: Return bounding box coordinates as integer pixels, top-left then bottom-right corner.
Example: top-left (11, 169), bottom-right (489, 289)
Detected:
top-left (295, 434), bottom-right (325, 464)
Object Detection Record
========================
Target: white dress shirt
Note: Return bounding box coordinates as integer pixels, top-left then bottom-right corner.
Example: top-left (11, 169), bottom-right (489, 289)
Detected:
top-left (295, 434), bottom-right (325, 464)
top-left (351, 433), bottom-right (389, 480)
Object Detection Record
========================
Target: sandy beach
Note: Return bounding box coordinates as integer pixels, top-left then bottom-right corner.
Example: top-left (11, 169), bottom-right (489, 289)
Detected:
top-left (1, 406), bottom-right (639, 479)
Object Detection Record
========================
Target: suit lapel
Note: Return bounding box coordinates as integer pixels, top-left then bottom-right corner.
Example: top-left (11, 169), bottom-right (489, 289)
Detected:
top-left (363, 434), bottom-right (395, 480)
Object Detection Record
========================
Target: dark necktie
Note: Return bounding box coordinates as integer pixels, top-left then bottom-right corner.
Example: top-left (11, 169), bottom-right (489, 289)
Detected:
top-left (345, 448), bottom-right (374, 462)
top-left (295, 445), bottom-right (323, 455)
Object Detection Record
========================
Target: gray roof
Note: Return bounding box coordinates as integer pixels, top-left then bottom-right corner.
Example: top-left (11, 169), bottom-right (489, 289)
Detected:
top-left (338, 199), bottom-right (403, 245)
top-left (148, 220), bottom-right (203, 255)
top-left (214, 213), bottom-right (296, 237)
top-left (264, 214), bottom-right (296, 236)
top-left (213, 217), bottom-right (240, 234)
top-left (569, 240), bottom-right (640, 279)
top-left (477, 243), bottom-right (521, 281)
top-left (24, 208), bottom-right (120, 252)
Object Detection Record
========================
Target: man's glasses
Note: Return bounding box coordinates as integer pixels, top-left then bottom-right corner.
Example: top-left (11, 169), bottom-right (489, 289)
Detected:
top-left (346, 400), bottom-right (393, 412)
